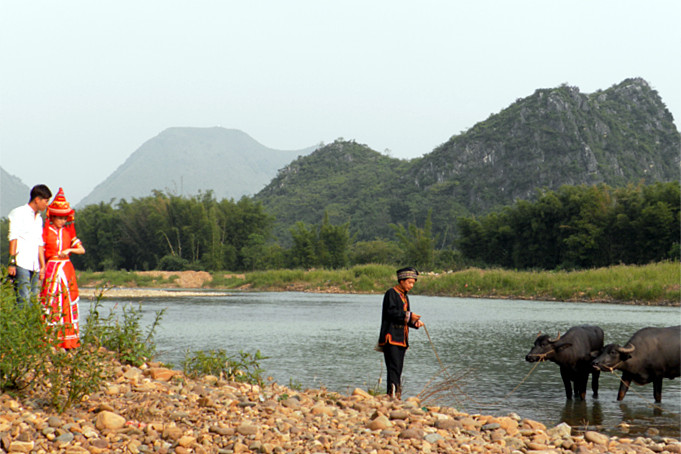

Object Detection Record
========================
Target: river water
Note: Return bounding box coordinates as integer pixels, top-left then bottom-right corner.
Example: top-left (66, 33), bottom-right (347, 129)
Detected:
top-left (84, 291), bottom-right (681, 438)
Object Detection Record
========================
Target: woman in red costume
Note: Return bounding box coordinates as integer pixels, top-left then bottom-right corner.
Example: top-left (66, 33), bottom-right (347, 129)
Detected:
top-left (40, 188), bottom-right (85, 349)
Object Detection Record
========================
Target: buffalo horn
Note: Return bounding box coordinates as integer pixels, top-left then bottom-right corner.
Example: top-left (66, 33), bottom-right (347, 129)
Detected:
top-left (617, 344), bottom-right (636, 354)
top-left (548, 331), bottom-right (561, 343)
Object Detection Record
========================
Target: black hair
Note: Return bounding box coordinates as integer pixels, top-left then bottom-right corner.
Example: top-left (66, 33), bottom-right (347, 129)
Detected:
top-left (30, 184), bottom-right (52, 202)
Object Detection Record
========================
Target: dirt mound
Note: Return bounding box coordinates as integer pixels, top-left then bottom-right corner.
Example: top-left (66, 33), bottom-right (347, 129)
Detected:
top-left (137, 270), bottom-right (212, 288)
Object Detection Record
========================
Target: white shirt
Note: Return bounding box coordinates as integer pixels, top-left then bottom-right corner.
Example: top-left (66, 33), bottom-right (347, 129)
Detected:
top-left (7, 204), bottom-right (44, 271)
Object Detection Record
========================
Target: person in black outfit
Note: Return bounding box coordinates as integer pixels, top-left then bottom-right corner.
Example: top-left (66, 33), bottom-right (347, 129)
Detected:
top-left (377, 267), bottom-right (423, 399)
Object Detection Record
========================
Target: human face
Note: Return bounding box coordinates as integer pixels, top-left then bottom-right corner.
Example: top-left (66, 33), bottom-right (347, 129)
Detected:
top-left (52, 216), bottom-right (68, 228)
top-left (398, 278), bottom-right (416, 293)
top-left (34, 197), bottom-right (50, 212)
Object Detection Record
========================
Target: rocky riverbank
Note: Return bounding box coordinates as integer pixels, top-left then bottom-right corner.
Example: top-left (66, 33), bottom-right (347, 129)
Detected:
top-left (2, 360), bottom-right (679, 454)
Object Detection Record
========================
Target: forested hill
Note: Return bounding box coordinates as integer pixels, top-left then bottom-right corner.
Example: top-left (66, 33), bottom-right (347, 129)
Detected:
top-left (78, 127), bottom-right (317, 207)
top-left (409, 78), bottom-right (680, 213)
top-left (256, 141), bottom-right (412, 241)
top-left (256, 78), bottom-right (680, 244)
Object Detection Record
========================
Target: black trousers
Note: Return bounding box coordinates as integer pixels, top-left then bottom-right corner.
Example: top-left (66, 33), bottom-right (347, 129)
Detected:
top-left (383, 344), bottom-right (407, 395)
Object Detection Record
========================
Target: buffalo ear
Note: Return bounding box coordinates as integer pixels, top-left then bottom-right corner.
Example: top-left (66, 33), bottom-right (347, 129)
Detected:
top-left (554, 342), bottom-right (572, 352)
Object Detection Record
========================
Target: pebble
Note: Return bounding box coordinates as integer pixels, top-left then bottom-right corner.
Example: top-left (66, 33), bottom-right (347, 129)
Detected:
top-left (1, 357), bottom-right (678, 454)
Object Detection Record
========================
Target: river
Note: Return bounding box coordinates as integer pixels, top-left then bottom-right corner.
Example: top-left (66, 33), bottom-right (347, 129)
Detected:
top-left (83, 291), bottom-right (681, 438)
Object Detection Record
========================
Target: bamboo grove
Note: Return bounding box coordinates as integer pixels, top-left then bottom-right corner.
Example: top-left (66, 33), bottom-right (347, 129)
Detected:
top-left (0, 182), bottom-right (678, 272)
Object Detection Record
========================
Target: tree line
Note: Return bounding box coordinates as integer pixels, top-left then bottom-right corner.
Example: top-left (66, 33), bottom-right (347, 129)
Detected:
top-left (456, 182), bottom-right (679, 269)
top-left (0, 182), bottom-right (677, 272)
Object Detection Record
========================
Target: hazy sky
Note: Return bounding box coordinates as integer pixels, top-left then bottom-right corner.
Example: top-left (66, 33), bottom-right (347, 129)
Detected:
top-left (2, 0), bottom-right (680, 205)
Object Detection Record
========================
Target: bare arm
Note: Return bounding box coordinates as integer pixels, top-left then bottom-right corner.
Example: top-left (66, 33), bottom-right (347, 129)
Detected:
top-left (8, 239), bottom-right (17, 276)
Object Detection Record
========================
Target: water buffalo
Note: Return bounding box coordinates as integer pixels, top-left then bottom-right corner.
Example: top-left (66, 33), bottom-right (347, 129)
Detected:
top-left (525, 325), bottom-right (604, 400)
top-left (592, 325), bottom-right (680, 403)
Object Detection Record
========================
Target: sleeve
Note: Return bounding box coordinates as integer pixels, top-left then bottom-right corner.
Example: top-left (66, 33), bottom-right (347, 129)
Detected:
top-left (67, 223), bottom-right (81, 246)
top-left (7, 210), bottom-right (18, 240)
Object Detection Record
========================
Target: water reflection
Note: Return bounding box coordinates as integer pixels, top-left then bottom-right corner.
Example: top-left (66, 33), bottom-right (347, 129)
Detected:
top-left (560, 400), bottom-right (604, 431)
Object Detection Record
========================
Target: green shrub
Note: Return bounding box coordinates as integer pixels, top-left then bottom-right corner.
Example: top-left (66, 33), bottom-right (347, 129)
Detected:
top-left (0, 274), bottom-right (49, 391)
top-left (1, 273), bottom-right (110, 412)
top-left (40, 342), bottom-right (109, 413)
top-left (158, 254), bottom-right (189, 271)
top-left (83, 296), bottom-right (165, 366)
top-left (182, 349), bottom-right (268, 385)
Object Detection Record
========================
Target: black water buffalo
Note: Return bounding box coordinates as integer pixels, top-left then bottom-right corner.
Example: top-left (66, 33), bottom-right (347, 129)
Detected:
top-left (525, 325), bottom-right (604, 400)
top-left (592, 325), bottom-right (680, 403)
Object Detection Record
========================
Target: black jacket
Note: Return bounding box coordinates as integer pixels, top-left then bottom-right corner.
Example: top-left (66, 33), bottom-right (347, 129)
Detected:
top-left (378, 286), bottom-right (418, 348)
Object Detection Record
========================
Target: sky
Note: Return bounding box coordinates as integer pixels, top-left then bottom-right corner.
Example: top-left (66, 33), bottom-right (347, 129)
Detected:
top-left (1, 0), bottom-right (680, 205)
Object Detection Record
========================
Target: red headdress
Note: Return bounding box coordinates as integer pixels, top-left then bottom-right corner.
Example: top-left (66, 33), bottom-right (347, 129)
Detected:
top-left (47, 187), bottom-right (75, 222)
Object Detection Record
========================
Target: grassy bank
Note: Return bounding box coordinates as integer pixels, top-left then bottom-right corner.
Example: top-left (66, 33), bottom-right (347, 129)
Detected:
top-left (77, 262), bottom-right (680, 305)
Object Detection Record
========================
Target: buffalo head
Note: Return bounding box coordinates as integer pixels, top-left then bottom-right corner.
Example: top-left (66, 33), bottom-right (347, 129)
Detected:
top-left (525, 331), bottom-right (567, 362)
top-left (592, 343), bottom-right (635, 371)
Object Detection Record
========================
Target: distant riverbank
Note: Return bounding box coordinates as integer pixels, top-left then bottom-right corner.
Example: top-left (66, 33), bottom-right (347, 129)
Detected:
top-left (78, 262), bottom-right (680, 306)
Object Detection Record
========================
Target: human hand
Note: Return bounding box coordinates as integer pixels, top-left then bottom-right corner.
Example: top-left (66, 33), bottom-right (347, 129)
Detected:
top-left (414, 320), bottom-right (424, 328)
top-left (8, 265), bottom-right (16, 277)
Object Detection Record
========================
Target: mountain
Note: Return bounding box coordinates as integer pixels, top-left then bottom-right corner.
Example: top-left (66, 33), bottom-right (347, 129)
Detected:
top-left (78, 127), bottom-right (317, 207)
top-left (256, 78), bottom-right (680, 244)
top-left (0, 167), bottom-right (30, 218)
top-left (256, 140), bottom-right (412, 241)
top-left (408, 78), bottom-right (680, 213)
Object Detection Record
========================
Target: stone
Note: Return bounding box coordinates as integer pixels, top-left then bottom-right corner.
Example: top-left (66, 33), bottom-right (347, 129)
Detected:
top-left (237, 423), bottom-right (258, 435)
top-left (368, 415), bottom-right (391, 430)
top-left (178, 435), bottom-right (196, 447)
top-left (91, 438), bottom-right (109, 449)
top-left (399, 428), bottom-right (424, 439)
top-left (55, 431), bottom-right (75, 444)
top-left (547, 422), bottom-right (572, 439)
top-left (8, 441), bottom-right (34, 453)
top-left (47, 416), bottom-right (63, 427)
top-left (209, 426), bottom-right (234, 436)
top-left (434, 418), bottom-right (462, 431)
top-left (149, 367), bottom-right (177, 381)
top-left (95, 411), bottom-right (126, 430)
top-left (482, 422), bottom-right (501, 431)
top-left (163, 426), bottom-right (184, 441)
top-left (585, 430), bottom-right (610, 445)
top-left (424, 433), bottom-right (444, 443)
top-left (280, 397), bottom-right (301, 410)
top-left (311, 403), bottom-right (334, 416)
top-left (666, 442), bottom-right (681, 453)
top-left (123, 367), bottom-right (143, 380)
top-left (389, 410), bottom-right (410, 420)
top-left (352, 388), bottom-right (372, 399)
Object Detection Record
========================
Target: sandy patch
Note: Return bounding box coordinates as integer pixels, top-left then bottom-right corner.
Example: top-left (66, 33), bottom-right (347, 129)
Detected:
top-left (137, 270), bottom-right (213, 288)
top-left (79, 288), bottom-right (233, 298)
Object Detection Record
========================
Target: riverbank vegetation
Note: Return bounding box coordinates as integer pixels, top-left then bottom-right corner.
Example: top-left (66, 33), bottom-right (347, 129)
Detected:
top-left (0, 276), bottom-right (266, 412)
top-left (77, 261), bottom-right (680, 305)
top-left (2, 182), bottom-right (677, 274)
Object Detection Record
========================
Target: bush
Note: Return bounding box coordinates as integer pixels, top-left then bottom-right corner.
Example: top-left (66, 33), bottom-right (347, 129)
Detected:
top-left (0, 274), bottom-right (49, 391)
top-left (158, 254), bottom-right (189, 271)
top-left (1, 271), bottom-right (109, 412)
top-left (182, 349), bottom-right (268, 385)
top-left (83, 296), bottom-right (165, 366)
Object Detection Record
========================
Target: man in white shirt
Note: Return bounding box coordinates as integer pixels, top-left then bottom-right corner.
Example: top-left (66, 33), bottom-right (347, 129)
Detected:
top-left (7, 184), bottom-right (52, 306)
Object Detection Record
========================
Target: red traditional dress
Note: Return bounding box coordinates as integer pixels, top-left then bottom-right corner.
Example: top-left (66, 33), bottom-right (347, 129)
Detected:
top-left (40, 188), bottom-right (82, 349)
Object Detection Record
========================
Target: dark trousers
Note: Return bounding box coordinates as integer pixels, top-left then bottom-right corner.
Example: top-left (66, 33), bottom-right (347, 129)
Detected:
top-left (383, 344), bottom-right (407, 395)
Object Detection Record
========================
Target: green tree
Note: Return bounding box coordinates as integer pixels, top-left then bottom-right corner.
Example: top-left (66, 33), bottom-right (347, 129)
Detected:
top-left (289, 222), bottom-right (317, 268)
top-left (391, 210), bottom-right (436, 270)
top-left (317, 212), bottom-right (350, 269)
